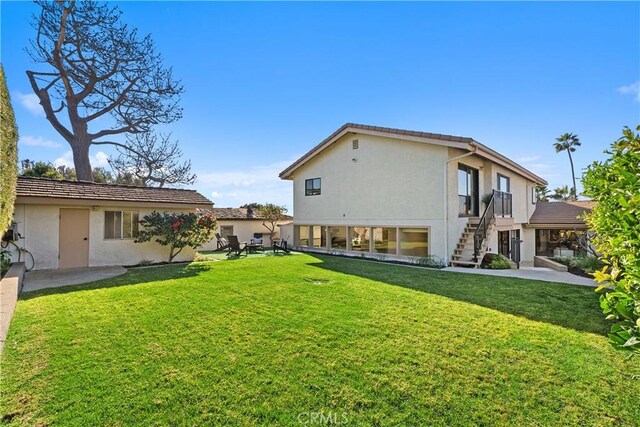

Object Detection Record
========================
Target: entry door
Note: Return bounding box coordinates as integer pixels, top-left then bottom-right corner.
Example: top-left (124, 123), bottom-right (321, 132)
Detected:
top-left (498, 231), bottom-right (510, 258)
top-left (59, 209), bottom-right (90, 269)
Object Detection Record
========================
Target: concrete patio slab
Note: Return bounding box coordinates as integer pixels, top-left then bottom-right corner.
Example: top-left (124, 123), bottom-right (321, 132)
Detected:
top-left (22, 266), bottom-right (128, 292)
top-left (442, 266), bottom-right (598, 287)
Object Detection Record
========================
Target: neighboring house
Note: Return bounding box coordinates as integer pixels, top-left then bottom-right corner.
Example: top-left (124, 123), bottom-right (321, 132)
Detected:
top-left (279, 123), bottom-right (548, 267)
top-left (526, 201), bottom-right (595, 258)
top-left (5, 176), bottom-right (213, 270)
top-left (199, 208), bottom-right (293, 251)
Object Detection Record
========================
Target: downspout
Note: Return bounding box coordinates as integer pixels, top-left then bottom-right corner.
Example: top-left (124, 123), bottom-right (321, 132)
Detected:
top-left (443, 146), bottom-right (478, 265)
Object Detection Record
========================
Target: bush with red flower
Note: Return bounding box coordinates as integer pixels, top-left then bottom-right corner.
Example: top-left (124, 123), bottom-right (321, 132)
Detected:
top-left (135, 210), bottom-right (217, 262)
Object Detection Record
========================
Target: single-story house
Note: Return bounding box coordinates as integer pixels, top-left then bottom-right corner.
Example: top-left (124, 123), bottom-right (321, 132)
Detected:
top-left (199, 207), bottom-right (293, 251)
top-left (525, 201), bottom-right (595, 258)
top-left (5, 176), bottom-right (213, 270)
top-left (279, 123), bottom-right (549, 267)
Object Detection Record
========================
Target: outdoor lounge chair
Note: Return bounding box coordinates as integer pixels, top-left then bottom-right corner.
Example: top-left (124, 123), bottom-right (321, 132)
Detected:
top-left (214, 233), bottom-right (230, 252)
top-left (272, 238), bottom-right (290, 253)
top-left (227, 235), bottom-right (247, 256)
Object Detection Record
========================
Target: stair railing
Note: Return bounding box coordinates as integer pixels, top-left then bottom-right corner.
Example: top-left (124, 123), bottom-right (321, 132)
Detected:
top-left (473, 191), bottom-right (496, 262)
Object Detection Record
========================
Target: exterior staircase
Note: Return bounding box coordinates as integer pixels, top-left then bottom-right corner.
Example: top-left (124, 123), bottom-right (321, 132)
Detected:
top-left (449, 189), bottom-right (508, 268)
top-left (450, 218), bottom-right (486, 268)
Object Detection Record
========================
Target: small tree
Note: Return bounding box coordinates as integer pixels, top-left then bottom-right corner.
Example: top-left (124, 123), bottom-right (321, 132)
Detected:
top-left (256, 204), bottom-right (288, 246)
top-left (550, 185), bottom-right (574, 201)
top-left (135, 211), bottom-right (216, 263)
top-left (583, 125), bottom-right (640, 357)
top-left (0, 65), bottom-right (18, 237)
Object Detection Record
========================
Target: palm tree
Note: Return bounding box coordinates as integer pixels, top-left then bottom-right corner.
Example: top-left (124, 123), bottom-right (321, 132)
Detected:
top-left (550, 185), bottom-right (573, 201)
top-left (553, 133), bottom-right (581, 200)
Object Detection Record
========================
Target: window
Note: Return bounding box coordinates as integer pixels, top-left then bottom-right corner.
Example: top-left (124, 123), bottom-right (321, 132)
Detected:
top-left (531, 187), bottom-right (536, 204)
top-left (105, 211), bottom-right (138, 239)
top-left (220, 225), bottom-right (234, 238)
top-left (372, 227), bottom-right (397, 254)
top-left (458, 164), bottom-right (479, 217)
top-left (399, 228), bottom-right (429, 257)
top-left (311, 226), bottom-right (327, 248)
top-left (329, 226), bottom-right (347, 249)
top-left (305, 178), bottom-right (321, 196)
top-left (296, 226), bottom-right (310, 247)
top-left (497, 173), bottom-right (510, 193)
top-left (352, 139), bottom-right (359, 150)
top-left (350, 227), bottom-right (370, 252)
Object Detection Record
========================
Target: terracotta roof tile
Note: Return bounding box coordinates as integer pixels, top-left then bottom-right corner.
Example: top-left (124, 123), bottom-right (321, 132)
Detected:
top-left (16, 176), bottom-right (213, 206)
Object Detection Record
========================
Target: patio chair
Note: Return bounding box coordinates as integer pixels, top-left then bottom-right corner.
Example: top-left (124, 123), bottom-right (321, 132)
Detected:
top-left (215, 233), bottom-right (230, 252)
top-left (272, 238), bottom-right (290, 254)
top-left (226, 235), bottom-right (248, 256)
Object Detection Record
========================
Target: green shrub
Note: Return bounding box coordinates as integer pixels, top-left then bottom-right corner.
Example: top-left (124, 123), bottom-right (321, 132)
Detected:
top-left (569, 256), bottom-right (605, 274)
top-left (582, 125), bottom-right (640, 356)
top-left (489, 255), bottom-right (511, 270)
top-left (416, 255), bottom-right (446, 269)
top-left (0, 65), bottom-right (18, 238)
top-left (550, 256), bottom-right (605, 274)
top-left (1, 249), bottom-right (11, 276)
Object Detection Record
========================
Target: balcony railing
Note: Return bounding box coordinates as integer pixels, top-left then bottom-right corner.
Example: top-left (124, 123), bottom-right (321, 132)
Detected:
top-left (493, 190), bottom-right (512, 217)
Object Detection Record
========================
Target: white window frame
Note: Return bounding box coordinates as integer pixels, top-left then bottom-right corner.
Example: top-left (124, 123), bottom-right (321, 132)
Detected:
top-left (104, 210), bottom-right (139, 240)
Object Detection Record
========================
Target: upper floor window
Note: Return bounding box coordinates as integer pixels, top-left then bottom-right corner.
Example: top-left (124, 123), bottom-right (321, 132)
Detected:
top-left (497, 173), bottom-right (511, 193)
top-left (305, 178), bottom-right (321, 196)
top-left (105, 211), bottom-right (139, 239)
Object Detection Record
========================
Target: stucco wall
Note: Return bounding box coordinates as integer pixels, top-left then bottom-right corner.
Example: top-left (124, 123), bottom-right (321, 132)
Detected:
top-left (199, 219), bottom-right (284, 251)
top-left (9, 204), bottom-right (198, 270)
top-left (293, 133), bottom-right (449, 224)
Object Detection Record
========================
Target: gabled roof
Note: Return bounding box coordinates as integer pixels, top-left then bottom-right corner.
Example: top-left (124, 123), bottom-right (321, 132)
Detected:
top-left (16, 176), bottom-right (213, 207)
top-left (279, 123), bottom-right (547, 184)
top-left (213, 207), bottom-right (293, 221)
top-left (528, 201), bottom-right (595, 228)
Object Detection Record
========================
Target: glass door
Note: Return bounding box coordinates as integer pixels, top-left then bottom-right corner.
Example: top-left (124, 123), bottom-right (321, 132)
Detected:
top-left (458, 164), bottom-right (479, 216)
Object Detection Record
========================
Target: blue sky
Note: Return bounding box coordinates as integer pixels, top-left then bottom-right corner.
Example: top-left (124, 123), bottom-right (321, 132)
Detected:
top-left (2, 1), bottom-right (639, 210)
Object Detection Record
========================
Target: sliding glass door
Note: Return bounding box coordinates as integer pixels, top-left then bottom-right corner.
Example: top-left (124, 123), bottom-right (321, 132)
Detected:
top-left (458, 164), bottom-right (479, 217)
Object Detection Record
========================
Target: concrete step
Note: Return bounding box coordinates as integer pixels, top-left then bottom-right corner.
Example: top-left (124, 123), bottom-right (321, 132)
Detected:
top-left (450, 260), bottom-right (481, 268)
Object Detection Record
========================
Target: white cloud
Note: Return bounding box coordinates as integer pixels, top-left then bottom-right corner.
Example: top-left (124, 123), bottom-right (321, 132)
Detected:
top-left (197, 159), bottom-right (295, 210)
top-left (14, 91), bottom-right (44, 116)
top-left (617, 81), bottom-right (640, 102)
top-left (54, 150), bottom-right (110, 168)
top-left (19, 135), bottom-right (61, 148)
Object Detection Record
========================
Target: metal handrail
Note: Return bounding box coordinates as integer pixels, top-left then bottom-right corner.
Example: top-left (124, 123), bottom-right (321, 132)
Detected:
top-left (472, 189), bottom-right (513, 261)
top-left (473, 192), bottom-right (495, 262)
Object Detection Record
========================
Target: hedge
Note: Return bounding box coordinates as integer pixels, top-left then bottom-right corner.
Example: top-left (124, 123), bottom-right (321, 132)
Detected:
top-left (0, 65), bottom-right (18, 237)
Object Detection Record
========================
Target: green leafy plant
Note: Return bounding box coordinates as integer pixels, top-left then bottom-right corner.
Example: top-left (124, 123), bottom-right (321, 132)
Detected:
top-left (550, 256), bottom-right (605, 275)
top-left (489, 255), bottom-right (511, 270)
top-left (1, 249), bottom-right (11, 276)
top-left (136, 211), bottom-right (217, 263)
top-left (582, 125), bottom-right (640, 356)
top-left (0, 65), bottom-right (18, 238)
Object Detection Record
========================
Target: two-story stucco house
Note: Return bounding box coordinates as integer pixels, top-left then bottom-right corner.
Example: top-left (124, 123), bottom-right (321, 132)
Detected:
top-left (279, 123), bottom-right (548, 267)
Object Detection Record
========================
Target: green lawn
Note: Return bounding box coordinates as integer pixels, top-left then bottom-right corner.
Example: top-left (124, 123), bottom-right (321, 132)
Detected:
top-left (1, 254), bottom-right (639, 426)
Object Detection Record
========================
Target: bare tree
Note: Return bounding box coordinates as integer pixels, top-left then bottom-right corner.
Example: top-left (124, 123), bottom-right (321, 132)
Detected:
top-left (109, 132), bottom-right (196, 187)
top-left (26, 1), bottom-right (183, 181)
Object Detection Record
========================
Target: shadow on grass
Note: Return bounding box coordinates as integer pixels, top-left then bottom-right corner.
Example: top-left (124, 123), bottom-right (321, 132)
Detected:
top-left (308, 254), bottom-right (609, 336)
top-left (20, 263), bottom-right (213, 301)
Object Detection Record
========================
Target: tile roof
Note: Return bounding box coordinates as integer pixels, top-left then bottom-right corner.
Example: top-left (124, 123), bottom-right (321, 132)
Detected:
top-left (16, 176), bottom-right (213, 206)
top-left (213, 207), bottom-right (292, 221)
top-left (529, 201), bottom-right (596, 226)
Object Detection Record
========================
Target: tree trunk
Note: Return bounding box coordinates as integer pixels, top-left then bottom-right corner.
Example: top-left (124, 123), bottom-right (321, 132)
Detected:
top-left (73, 142), bottom-right (93, 181)
top-left (568, 151), bottom-right (577, 200)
